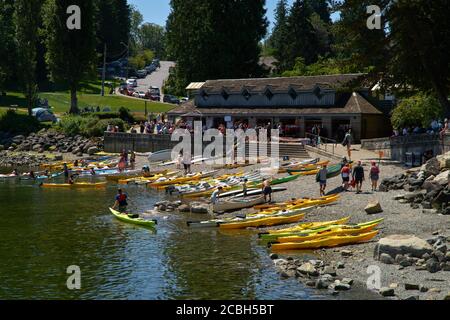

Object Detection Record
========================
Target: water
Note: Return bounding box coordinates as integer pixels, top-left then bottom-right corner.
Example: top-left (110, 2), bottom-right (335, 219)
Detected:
top-left (0, 177), bottom-right (326, 300)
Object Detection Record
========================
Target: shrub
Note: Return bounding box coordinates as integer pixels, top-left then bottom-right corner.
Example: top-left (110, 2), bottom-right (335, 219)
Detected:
top-left (118, 107), bottom-right (135, 123)
top-left (56, 115), bottom-right (127, 137)
top-left (0, 109), bottom-right (42, 134)
top-left (391, 93), bottom-right (443, 129)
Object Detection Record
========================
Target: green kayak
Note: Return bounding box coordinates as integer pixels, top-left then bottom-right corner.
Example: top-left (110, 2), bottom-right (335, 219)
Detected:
top-left (109, 208), bottom-right (157, 228)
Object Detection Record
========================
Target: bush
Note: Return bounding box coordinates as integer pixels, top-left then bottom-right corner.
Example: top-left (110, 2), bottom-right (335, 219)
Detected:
top-left (118, 107), bottom-right (135, 123)
top-left (0, 109), bottom-right (42, 134)
top-left (56, 115), bottom-right (127, 137)
top-left (391, 93), bottom-right (443, 129)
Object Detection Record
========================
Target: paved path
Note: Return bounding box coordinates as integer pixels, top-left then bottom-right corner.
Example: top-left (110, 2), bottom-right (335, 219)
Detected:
top-left (136, 61), bottom-right (175, 98)
top-left (317, 143), bottom-right (387, 163)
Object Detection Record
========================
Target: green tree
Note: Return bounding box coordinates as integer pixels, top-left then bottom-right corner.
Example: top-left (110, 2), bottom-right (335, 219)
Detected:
top-left (42, 0), bottom-right (98, 114)
top-left (0, 0), bottom-right (16, 93)
top-left (391, 93), bottom-right (443, 129)
top-left (269, 0), bottom-right (290, 72)
top-left (15, 0), bottom-right (42, 115)
top-left (166, 0), bottom-right (267, 94)
top-left (139, 23), bottom-right (166, 58)
top-left (129, 5), bottom-right (144, 55)
top-left (336, 0), bottom-right (450, 112)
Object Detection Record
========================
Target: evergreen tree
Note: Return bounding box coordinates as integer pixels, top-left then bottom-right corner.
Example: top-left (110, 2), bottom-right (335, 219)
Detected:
top-left (139, 23), bottom-right (166, 59)
top-left (0, 0), bottom-right (16, 92)
top-left (166, 0), bottom-right (267, 94)
top-left (270, 0), bottom-right (290, 73)
top-left (15, 0), bottom-right (42, 115)
top-left (42, 0), bottom-right (97, 114)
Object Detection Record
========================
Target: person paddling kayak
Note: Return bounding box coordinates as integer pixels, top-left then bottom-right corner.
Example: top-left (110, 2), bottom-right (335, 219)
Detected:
top-left (112, 189), bottom-right (128, 212)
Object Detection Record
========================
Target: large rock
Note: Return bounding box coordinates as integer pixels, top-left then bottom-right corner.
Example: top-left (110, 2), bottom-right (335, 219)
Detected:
top-left (421, 158), bottom-right (441, 177)
top-left (365, 201), bottom-right (383, 214)
top-left (32, 144), bottom-right (42, 152)
top-left (374, 235), bottom-right (434, 259)
top-left (87, 146), bottom-right (99, 155)
top-left (437, 152), bottom-right (450, 170)
top-left (191, 204), bottom-right (209, 214)
top-left (433, 170), bottom-right (450, 185)
top-left (297, 262), bottom-right (319, 277)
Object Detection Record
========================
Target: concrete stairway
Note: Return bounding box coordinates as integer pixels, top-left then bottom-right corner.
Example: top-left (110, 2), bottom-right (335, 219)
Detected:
top-left (243, 142), bottom-right (310, 159)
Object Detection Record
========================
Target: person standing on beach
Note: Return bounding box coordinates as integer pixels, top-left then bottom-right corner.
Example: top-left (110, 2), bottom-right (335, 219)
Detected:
top-left (342, 129), bottom-right (353, 160)
top-left (211, 186), bottom-right (223, 205)
top-left (183, 151), bottom-right (192, 175)
top-left (353, 161), bottom-right (365, 194)
top-left (318, 164), bottom-right (328, 196)
top-left (262, 179), bottom-right (273, 203)
top-left (341, 163), bottom-right (351, 191)
top-left (242, 179), bottom-right (248, 197)
top-left (370, 161), bottom-right (380, 192)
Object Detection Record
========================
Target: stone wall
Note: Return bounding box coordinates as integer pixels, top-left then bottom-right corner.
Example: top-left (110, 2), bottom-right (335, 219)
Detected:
top-left (361, 133), bottom-right (447, 164)
top-left (104, 133), bottom-right (179, 153)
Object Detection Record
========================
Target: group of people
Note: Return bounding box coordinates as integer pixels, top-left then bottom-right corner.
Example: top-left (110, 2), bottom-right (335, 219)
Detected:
top-left (392, 118), bottom-right (449, 139)
top-left (317, 159), bottom-right (381, 197)
top-left (138, 120), bottom-right (177, 135)
top-left (118, 149), bottom-right (136, 171)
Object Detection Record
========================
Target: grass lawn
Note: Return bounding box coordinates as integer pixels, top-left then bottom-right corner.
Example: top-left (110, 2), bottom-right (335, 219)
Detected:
top-left (0, 91), bottom-right (176, 116)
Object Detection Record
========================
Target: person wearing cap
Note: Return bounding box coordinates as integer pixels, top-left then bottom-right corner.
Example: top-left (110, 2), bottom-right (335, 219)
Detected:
top-left (369, 161), bottom-right (380, 192)
top-left (112, 189), bottom-right (128, 212)
top-left (352, 161), bottom-right (365, 194)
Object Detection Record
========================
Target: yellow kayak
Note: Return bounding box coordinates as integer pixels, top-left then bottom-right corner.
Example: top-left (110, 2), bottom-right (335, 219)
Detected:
top-left (277, 223), bottom-right (380, 243)
top-left (254, 195), bottom-right (339, 211)
top-left (219, 212), bottom-right (306, 230)
top-left (257, 195), bottom-right (340, 214)
top-left (278, 160), bottom-right (330, 173)
top-left (271, 230), bottom-right (379, 251)
top-left (149, 171), bottom-right (216, 188)
top-left (107, 169), bottom-right (172, 182)
top-left (266, 216), bottom-right (351, 235)
top-left (41, 182), bottom-right (107, 189)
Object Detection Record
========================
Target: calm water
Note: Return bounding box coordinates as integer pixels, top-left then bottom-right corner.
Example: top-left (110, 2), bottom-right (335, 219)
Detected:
top-left (0, 176), bottom-right (326, 300)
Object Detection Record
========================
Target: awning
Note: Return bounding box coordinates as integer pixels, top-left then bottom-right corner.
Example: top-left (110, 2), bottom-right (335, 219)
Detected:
top-left (186, 82), bottom-right (206, 90)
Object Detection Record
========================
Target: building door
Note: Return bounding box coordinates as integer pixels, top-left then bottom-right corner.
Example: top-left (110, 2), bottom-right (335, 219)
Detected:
top-left (332, 119), bottom-right (351, 142)
top-left (305, 119), bottom-right (323, 137)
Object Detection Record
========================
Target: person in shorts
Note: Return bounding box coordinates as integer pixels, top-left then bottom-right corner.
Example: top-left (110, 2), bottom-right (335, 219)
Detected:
top-left (262, 180), bottom-right (273, 203)
top-left (341, 163), bottom-right (351, 191)
top-left (318, 164), bottom-right (328, 196)
top-left (370, 161), bottom-right (380, 192)
top-left (352, 161), bottom-right (365, 194)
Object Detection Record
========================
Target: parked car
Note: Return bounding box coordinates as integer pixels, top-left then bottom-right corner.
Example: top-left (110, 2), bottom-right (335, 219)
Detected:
top-left (126, 78), bottom-right (138, 87)
top-left (136, 70), bottom-right (147, 78)
top-left (163, 95), bottom-right (180, 105)
top-left (152, 59), bottom-right (160, 68)
top-left (180, 97), bottom-right (189, 103)
top-left (32, 108), bottom-right (57, 123)
top-left (145, 64), bottom-right (156, 73)
top-left (145, 91), bottom-right (160, 101)
top-left (133, 91), bottom-right (147, 99)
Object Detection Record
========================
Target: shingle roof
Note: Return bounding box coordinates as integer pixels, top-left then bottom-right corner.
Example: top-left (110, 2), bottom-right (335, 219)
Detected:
top-left (168, 92), bottom-right (383, 116)
top-left (199, 74), bottom-right (366, 94)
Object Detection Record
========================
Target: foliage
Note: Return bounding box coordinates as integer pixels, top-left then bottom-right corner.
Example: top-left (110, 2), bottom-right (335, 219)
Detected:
top-left (0, 0), bottom-right (16, 92)
top-left (138, 23), bottom-right (166, 59)
top-left (118, 107), bottom-right (135, 123)
top-left (0, 109), bottom-right (41, 134)
top-left (56, 115), bottom-right (127, 137)
top-left (282, 56), bottom-right (366, 77)
top-left (42, 0), bottom-right (98, 114)
top-left (166, 0), bottom-right (268, 95)
top-left (129, 49), bottom-right (155, 70)
top-left (391, 93), bottom-right (444, 129)
top-left (335, 0), bottom-right (450, 111)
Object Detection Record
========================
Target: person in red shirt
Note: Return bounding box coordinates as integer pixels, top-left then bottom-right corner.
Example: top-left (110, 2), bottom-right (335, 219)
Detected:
top-left (341, 164), bottom-right (351, 191)
top-left (370, 161), bottom-right (381, 192)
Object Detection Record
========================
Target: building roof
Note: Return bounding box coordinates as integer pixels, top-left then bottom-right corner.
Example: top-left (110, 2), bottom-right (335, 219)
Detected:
top-left (168, 92), bottom-right (383, 117)
top-left (198, 74), bottom-right (365, 94)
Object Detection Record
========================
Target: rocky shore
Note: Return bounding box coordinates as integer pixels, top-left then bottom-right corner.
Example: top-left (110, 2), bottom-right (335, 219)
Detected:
top-left (0, 129), bottom-right (103, 168)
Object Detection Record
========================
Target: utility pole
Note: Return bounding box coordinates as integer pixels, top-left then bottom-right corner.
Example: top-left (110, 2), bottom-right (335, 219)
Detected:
top-left (101, 43), bottom-right (107, 97)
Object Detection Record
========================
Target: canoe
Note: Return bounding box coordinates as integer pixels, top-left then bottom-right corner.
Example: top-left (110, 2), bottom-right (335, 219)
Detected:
top-left (148, 149), bottom-right (173, 163)
top-left (213, 195), bottom-right (265, 213)
top-left (41, 182), bottom-right (107, 189)
top-left (149, 171), bottom-right (217, 188)
top-left (276, 222), bottom-right (380, 243)
top-left (219, 211), bottom-right (307, 230)
top-left (109, 208), bottom-right (157, 228)
top-left (264, 217), bottom-right (352, 235)
top-left (271, 230), bottom-right (379, 251)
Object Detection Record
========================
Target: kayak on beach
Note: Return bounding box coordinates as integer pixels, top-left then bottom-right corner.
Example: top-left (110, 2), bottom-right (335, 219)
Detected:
top-left (41, 182), bottom-right (107, 189)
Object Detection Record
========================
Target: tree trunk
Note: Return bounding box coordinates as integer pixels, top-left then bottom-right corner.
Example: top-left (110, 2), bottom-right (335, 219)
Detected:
top-left (70, 85), bottom-right (79, 114)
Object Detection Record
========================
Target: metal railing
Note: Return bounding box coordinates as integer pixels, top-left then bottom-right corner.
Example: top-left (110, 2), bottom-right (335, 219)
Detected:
top-left (305, 133), bottom-right (338, 155)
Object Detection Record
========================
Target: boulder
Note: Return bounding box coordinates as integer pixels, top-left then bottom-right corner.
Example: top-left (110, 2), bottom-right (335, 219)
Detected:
top-left (422, 181), bottom-right (444, 193)
top-left (191, 204), bottom-right (209, 214)
top-left (437, 152), bottom-right (450, 170)
top-left (433, 170), bottom-right (450, 185)
top-left (421, 158), bottom-right (441, 177)
top-left (426, 259), bottom-right (441, 273)
top-left (380, 253), bottom-right (395, 264)
top-left (87, 146), bottom-right (99, 155)
top-left (374, 235), bottom-right (434, 259)
top-left (379, 287), bottom-right (395, 297)
top-left (178, 204), bottom-right (191, 212)
top-left (365, 201), bottom-right (383, 214)
top-left (32, 144), bottom-right (42, 152)
top-left (297, 262), bottom-right (319, 277)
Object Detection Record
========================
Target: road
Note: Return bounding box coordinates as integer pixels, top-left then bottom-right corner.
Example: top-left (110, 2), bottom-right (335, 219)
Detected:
top-left (136, 61), bottom-right (175, 98)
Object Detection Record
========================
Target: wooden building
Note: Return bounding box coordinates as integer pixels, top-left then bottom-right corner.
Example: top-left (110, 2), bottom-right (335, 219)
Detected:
top-left (168, 74), bottom-right (392, 142)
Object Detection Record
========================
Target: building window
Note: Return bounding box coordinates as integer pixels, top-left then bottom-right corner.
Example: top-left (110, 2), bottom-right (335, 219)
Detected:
top-left (313, 86), bottom-right (324, 100)
top-left (221, 89), bottom-right (229, 100)
top-left (242, 88), bottom-right (251, 100)
top-left (264, 88), bottom-right (274, 100)
top-left (289, 88), bottom-right (298, 100)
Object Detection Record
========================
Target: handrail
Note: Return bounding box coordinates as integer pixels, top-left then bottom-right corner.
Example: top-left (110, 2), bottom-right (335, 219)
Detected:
top-left (305, 133), bottom-right (337, 155)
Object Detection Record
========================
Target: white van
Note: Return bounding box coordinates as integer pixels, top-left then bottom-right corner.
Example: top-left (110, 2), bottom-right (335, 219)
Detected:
top-left (126, 79), bottom-right (138, 87)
